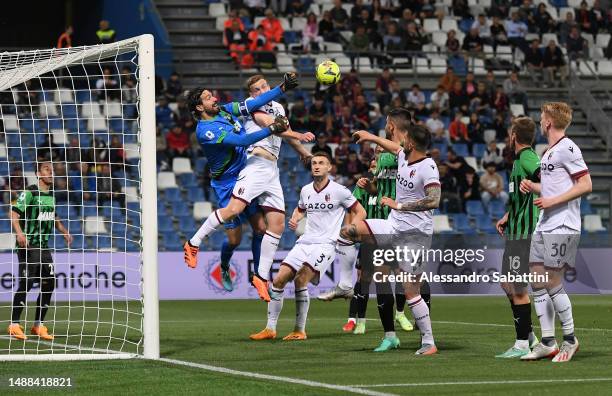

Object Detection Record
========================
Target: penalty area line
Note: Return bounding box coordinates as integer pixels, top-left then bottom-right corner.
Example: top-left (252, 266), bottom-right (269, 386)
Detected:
top-left (154, 357), bottom-right (397, 396)
top-left (351, 378), bottom-right (612, 388)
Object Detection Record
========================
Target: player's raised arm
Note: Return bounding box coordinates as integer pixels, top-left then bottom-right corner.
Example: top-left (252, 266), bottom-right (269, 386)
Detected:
top-left (223, 72), bottom-right (299, 116)
top-left (352, 130), bottom-right (402, 154)
top-left (197, 116), bottom-right (289, 147)
top-left (382, 183), bottom-right (441, 212)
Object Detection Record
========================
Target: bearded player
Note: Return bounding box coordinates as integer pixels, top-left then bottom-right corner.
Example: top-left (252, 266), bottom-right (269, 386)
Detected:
top-left (249, 152), bottom-right (366, 341)
top-left (346, 109), bottom-right (440, 356)
top-left (495, 116), bottom-right (540, 358)
top-left (520, 102), bottom-right (591, 362)
top-left (183, 73), bottom-right (298, 298)
top-left (8, 161), bottom-right (72, 341)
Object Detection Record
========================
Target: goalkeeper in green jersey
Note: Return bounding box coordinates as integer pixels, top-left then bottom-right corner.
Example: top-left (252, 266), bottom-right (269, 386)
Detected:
top-left (8, 161), bottom-right (72, 341)
top-left (494, 117), bottom-right (540, 358)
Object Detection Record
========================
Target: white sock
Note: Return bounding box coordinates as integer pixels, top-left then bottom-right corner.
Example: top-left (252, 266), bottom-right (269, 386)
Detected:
top-left (190, 210), bottom-right (224, 247)
top-left (532, 288), bottom-right (556, 338)
top-left (384, 331), bottom-right (396, 338)
top-left (336, 239), bottom-right (358, 290)
top-left (266, 287), bottom-right (284, 331)
top-left (408, 295), bottom-right (434, 345)
top-left (514, 339), bottom-right (529, 350)
top-left (257, 231), bottom-right (281, 279)
top-left (295, 288), bottom-right (310, 332)
top-left (549, 285), bottom-right (574, 337)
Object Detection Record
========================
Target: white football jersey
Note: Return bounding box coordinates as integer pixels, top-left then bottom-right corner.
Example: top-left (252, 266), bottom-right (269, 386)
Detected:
top-left (388, 150), bottom-right (440, 234)
top-left (297, 179), bottom-right (358, 244)
top-left (536, 136), bottom-right (588, 232)
top-left (244, 99), bottom-right (284, 158)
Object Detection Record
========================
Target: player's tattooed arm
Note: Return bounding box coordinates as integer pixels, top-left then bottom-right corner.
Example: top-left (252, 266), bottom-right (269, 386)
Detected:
top-left (382, 184), bottom-right (441, 212)
top-left (340, 223), bottom-right (360, 242)
top-left (352, 130), bottom-right (402, 154)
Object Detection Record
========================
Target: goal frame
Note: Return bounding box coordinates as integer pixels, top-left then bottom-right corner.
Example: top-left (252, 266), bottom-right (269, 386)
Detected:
top-left (0, 34), bottom-right (159, 361)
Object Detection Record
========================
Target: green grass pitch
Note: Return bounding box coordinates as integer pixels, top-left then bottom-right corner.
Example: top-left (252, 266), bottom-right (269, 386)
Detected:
top-left (0, 295), bottom-right (611, 395)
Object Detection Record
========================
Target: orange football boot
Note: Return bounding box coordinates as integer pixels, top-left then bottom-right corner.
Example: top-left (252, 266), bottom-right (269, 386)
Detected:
top-left (251, 275), bottom-right (271, 302)
top-left (282, 331), bottom-right (307, 341)
top-left (8, 324), bottom-right (27, 340)
top-left (249, 328), bottom-right (277, 340)
top-left (183, 241), bottom-right (199, 268)
top-left (31, 325), bottom-right (54, 341)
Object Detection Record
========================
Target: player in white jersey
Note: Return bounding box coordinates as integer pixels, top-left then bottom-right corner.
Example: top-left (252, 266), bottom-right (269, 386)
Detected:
top-left (249, 152), bottom-right (366, 341)
top-left (347, 108), bottom-right (440, 356)
top-left (519, 102), bottom-right (592, 363)
top-left (189, 75), bottom-right (314, 301)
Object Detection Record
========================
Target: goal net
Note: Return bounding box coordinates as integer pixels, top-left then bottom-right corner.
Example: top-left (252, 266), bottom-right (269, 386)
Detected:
top-left (0, 35), bottom-right (158, 360)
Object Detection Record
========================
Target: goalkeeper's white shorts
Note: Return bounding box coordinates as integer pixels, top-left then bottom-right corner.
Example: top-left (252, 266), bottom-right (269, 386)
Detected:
top-left (281, 243), bottom-right (336, 285)
top-left (231, 155), bottom-right (285, 213)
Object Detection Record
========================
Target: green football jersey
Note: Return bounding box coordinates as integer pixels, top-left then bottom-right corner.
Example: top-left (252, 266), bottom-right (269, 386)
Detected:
top-left (353, 186), bottom-right (378, 219)
top-left (12, 185), bottom-right (56, 248)
top-left (507, 147), bottom-right (540, 239)
top-left (374, 152), bottom-right (398, 219)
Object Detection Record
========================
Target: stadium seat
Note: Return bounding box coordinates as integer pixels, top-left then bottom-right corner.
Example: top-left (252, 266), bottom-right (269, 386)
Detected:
top-left (177, 215), bottom-right (196, 231)
top-left (580, 200), bottom-right (594, 215)
top-left (193, 201), bottom-right (213, 221)
top-left (187, 187), bottom-right (205, 202)
top-left (157, 172), bottom-right (177, 190)
top-left (430, 58), bottom-right (447, 73)
top-left (510, 104), bottom-right (525, 117)
top-left (164, 188), bottom-right (182, 202)
top-left (162, 233), bottom-right (182, 250)
top-left (178, 173), bottom-right (198, 188)
top-left (81, 101), bottom-right (102, 117)
top-left (54, 89), bottom-right (74, 104)
top-left (52, 129), bottom-right (68, 145)
top-left (158, 216), bottom-right (173, 232)
top-left (579, 61), bottom-right (596, 76)
top-left (84, 216), bottom-right (108, 234)
top-left (488, 200), bottom-right (506, 219)
top-left (172, 157), bottom-right (192, 175)
top-left (465, 156), bottom-right (478, 171)
top-left (466, 201), bottom-right (485, 217)
top-left (39, 101), bottom-right (59, 118)
top-left (291, 17), bottom-right (306, 31)
top-left (423, 18), bottom-right (439, 33)
top-left (416, 58), bottom-right (430, 74)
top-left (171, 201), bottom-right (189, 214)
top-left (87, 118), bottom-right (108, 132)
top-left (104, 102), bottom-right (122, 118)
top-left (476, 216), bottom-right (496, 233)
top-left (584, 214), bottom-right (606, 233)
top-left (208, 3), bottom-right (226, 17)
top-left (433, 215), bottom-right (453, 233)
top-left (596, 33), bottom-right (610, 48)
top-left (472, 143), bottom-right (487, 159)
top-left (452, 143), bottom-right (469, 158)
top-left (441, 18), bottom-right (458, 32)
top-left (3, 115), bottom-right (18, 131)
top-left (0, 233), bottom-right (15, 251)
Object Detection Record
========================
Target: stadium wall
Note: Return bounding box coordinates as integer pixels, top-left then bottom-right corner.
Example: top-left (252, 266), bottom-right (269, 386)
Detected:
top-left (0, 250), bottom-right (610, 301)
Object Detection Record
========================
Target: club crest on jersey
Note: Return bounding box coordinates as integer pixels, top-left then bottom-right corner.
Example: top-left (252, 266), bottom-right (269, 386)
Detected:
top-left (409, 169), bottom-right (416, 178)
top-left (238, 187), bottom-right (245, 196)
top-left (205, 131), bottom-right (215, 140)
top-left (325, 193), bottom-right (331, 202)
top-left (548, 151), bottom-right (554, 160)
top-left (569, 146), bottom-right (574, 153)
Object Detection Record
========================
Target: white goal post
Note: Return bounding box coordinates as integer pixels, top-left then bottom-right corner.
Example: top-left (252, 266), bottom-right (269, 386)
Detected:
top-left (0, 35), bottom-right (158, 360)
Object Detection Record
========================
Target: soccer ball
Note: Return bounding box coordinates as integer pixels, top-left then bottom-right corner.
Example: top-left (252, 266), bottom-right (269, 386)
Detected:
top-left (316, 60), bottom-right (341, 85)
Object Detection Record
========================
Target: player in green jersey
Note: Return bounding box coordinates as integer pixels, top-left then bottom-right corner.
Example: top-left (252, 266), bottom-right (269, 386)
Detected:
top-left (495, 117), bottom-right (541, 358)
top-left (8, 161), bottom-right (72, 341)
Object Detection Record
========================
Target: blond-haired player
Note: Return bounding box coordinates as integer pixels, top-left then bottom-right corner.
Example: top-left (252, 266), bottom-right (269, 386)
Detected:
top-left (520, 102), bottom-right (592, 362)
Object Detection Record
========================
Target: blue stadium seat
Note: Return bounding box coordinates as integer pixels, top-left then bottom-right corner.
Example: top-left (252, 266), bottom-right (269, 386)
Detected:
top-left (195, 158), bottom-right (208, 173)
top-left (0, 220), bottom-right (11, 233)
top-left (186, 187), bottom-right (205, 202)
top-left (281, 232), bottom-right (297, 250)
top-left (466, 201), bottom-right (485, 217)
top-left (171, 201), bottom-right (189, 214)
top-left (178, 173), bottom-right (198, 188)
top-left (451, 213), bottom-right (470, 232)
top-left (208, 232), bottom-right (225, 248)
top-left (163, 233), bottom-right (182, 251)
top-left (60, 103), bottom-right (78, 118)
top-left (283, 31), bottom-right (299, 44)
top-left (126, 241), bottom-right (140, 252)
top-left (296, 57), bottom-right (315, 73)
top-left (112, 222), bottom-right (127, 236)
top-left (489, 200), bottom-right (506, 219)
top-left (158, 216), bottom-right (173, 232)
top-left (164, 188), bottom-right (182, 202)
top-left (157, 201), bottom-right (167, 214)
top-left (177, 215), bottom-right (196, 231)
top-left (109, 119), bottom-right (124, 132)
top-left (97, 235), bottom-right (113, 249)
top-left (54, 235), bottom-right (67, 250)
top-left (580, 200), bottom-right (593, 215)
top-left (19, 119), bottom-right (36, 133)
top-left (472, 143), bottom-right (487, 159)
top-left (452, 143), bottom-right (469, 158)
top-left (83, 205), bottom-right (98, 217)
top-left (476, 216), bottom-right (496, 234)
top-left (68, 220), bottom-right (83, 234)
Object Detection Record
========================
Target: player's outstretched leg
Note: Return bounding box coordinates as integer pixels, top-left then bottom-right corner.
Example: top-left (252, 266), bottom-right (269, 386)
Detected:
top-left (250, 264), bottom-right (295, 340)
top-left (319, 238), bottom-right (357, 301)
top-left (219, 237), bottom-right (237, 292)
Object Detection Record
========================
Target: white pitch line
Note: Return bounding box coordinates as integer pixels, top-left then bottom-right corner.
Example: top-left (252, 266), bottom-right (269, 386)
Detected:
top-left (432, 320), bottom-right (612, 333)
top-left (156, 357), bottom-right (397, 396)
top-left (352, 378), bottom-right (612, 388)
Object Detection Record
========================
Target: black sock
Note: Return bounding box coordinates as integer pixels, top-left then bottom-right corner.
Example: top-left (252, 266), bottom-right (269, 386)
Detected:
top-left (34, 276), bottom-right (55, 323)
top-left (11, 279), bottom-right (33, 323)
top-left (542, 336), bottom-right (557, 347)
top-left (348, 281), bottom-right (361, 319)
top-left (394, 282), bottom-right (406, 312)
top-left (420, 280), bottom-right (431, 311)
top-left (357, 280), bottom-right (370, 319)
top-left (513, 303), bottom-right (532, 341)
top-left (375, 281), bottom-right (394, 332)
top-left (563, 333), bottom-right (576, 344)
